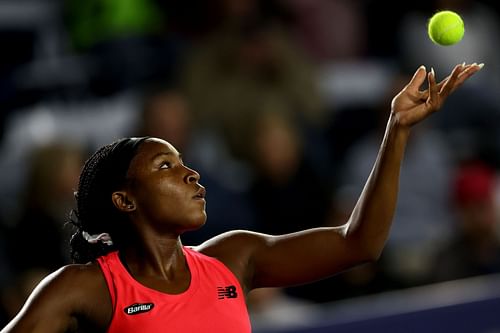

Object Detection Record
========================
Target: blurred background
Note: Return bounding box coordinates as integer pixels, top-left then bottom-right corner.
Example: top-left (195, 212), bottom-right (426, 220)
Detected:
top-left (1, 0), bottom-right (500, 331)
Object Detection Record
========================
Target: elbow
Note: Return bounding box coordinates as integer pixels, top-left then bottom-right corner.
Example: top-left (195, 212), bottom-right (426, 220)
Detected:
top-left (349, 241), bottom-right (383, 264)
top-left (361, 240), bottom-right (385, 262)
top-left (357, 234), bottom-right (387, 262)
top-left (353, 247), bottom-right (383, 266)
top-left (364, 246), bottom-right (384, 262)
top-left (347, 234), bottom-right (386, 264)
top-left (343, 226), bottom-right (386, 263)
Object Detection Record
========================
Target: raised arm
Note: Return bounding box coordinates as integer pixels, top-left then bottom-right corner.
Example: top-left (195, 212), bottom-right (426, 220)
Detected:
top-left (200, 63), bottom-right (483, 291)
top-left (342, 63), bottom-right (482, 261)
top-left (1, 264), bottom-right (111, 333)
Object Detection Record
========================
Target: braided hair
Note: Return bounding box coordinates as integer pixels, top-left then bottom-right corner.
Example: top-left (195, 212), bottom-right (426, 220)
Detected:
top-left (69, 137), bottom-right (149, 263)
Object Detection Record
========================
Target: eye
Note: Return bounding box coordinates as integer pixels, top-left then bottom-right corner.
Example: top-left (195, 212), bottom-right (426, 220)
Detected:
top-left (160, 161), bottom-right (172, 169)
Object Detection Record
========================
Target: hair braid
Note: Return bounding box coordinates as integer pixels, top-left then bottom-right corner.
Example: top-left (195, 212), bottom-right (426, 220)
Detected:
top-left (69, 137), bottom-right (148, 263)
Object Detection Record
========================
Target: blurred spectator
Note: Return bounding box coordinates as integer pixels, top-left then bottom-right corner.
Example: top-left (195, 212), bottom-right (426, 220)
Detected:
top-left (0, 141), bottom-right (83, 325)
top-left (432, 161), bottom-right (500, 282)
top-left (6, 142), bottom-right (84, 273)
top-left (248, 110), bottom-right (331, 304)
top-left (137, 84), bottom-right (193, 151)
top-left (134, 84), bottom-right (256, 245)
top-left (181, 0), bottom-right (325, 163)
top-left (0, 91), bottom-right (140, 223)
top-left (286, 0), bottom-right (368, 63)
top-left (249, 110), bottom-right (330, 236)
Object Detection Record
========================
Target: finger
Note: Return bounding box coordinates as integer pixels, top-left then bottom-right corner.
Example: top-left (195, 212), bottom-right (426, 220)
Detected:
top-left (426, 67), bottom-right (439, 110)
top-left (444, 63), bottom-right (483, 95)
top-left (435, 65), bottom-right (461, 91)
top-left (421, 63), bottom-right (481, 100)
top-left (439, 63), bottom-right (463, 97)
top-left (406, 65), bottom-right (427, 92)
top-left (457, 63), bottom-right (483, 82)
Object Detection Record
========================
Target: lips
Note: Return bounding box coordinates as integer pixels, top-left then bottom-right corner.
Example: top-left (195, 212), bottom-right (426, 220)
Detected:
top-left (193, 187), bottom-right (206, 200)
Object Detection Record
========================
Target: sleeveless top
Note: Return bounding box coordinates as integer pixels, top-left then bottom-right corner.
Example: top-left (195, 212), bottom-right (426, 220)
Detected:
top-left (96, 247), bottom-right (251, 332)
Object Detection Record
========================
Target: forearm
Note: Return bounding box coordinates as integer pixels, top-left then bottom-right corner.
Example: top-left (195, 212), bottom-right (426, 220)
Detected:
top-left (344, 112), bottom-right (410, 259)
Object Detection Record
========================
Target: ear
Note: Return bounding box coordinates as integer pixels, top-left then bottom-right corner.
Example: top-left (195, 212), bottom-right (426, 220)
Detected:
top-left (112, 191), bottom-right (136, 213)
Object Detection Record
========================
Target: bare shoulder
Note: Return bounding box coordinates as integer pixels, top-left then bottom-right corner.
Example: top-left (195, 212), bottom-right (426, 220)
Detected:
top-left (36, 263), bottom-right (108, 304)
top-left (49, 262), bottom-right (104, 285)
top-left (1, 263), bottom-right (111, 333)
top-left (63, 263), bottom-right (112, 330)
top-left (195, 230), bottom-right (270, 258)
top-left (194, 230), bottom-right (271, 291)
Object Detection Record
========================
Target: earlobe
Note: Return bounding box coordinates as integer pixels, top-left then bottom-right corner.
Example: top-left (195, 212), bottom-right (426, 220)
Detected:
top-left (112, 191), bottom-right (136, 212)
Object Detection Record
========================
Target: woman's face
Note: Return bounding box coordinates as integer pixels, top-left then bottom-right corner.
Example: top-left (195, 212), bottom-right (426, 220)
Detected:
top-left (124, 138), bottom-right (206, 235)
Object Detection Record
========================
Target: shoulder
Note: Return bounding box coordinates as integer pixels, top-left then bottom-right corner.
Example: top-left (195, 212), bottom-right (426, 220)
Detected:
top-left (3, 263), bottom-right (111, 332)
top-left (57, 263), bottom-right (112, 323)
top-left (193, 230), bottom-right (272, 290)
top-left (34, 263), bottom-right (111, 320)
top-left (195, 230), bottom-right (270, 258)
top-left (42, 263), bottom-right (106, 294)
top-left (27, 263), bottom-right (102, 298)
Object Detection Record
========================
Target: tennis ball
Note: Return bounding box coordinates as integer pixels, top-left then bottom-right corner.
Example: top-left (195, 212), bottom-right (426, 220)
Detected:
top-left (428, 11), bottom-right (464, 46)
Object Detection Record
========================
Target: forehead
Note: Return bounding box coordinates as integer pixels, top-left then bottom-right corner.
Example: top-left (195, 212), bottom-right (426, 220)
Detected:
top-left (141, 137), bottom-right (178, 155)
top-left (130, 138), bottom-right (179, 166)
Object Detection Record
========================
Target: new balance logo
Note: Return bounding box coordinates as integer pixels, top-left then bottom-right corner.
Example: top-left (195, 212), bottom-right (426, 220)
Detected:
top-left (124, 303), bottom-right (155, 315)
top-left (217, 285), bottom-right (238, 299)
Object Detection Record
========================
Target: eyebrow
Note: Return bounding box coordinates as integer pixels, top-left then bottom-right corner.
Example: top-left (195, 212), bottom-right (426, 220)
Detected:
top-left (151, 152), bottom-right (183, 161)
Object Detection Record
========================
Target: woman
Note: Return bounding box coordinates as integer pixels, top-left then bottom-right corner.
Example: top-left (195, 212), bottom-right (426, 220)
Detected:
top-left (1, 63), bottom-right (482, 332)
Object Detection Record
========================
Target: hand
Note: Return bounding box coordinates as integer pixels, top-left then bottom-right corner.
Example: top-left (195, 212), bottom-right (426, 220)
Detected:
top-left (391, 63), bottom-right (483, 128)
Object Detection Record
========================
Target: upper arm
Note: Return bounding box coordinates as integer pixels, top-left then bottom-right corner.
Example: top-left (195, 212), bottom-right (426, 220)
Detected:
top-left (197, 227), bottom-right (373, 291)
top-left (1, 264), bottom-right (111, 333)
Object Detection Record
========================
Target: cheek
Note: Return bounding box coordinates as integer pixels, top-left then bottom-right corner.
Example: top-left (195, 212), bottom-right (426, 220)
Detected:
top-left (132, 178), bottom-right (177, 214)
top-left (148, 180), bottom-right (184, 212)
top-left (159, 182), bottom-right (207, 227)
top-left (139, 180), bottom-right (202, 221)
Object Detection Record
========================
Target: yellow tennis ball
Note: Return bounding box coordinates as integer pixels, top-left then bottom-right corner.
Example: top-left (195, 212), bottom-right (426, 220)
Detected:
top-left (428, 10), bottom-right (465, 46)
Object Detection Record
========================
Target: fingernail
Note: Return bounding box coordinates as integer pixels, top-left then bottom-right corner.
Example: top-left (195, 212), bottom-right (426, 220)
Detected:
top-left (462, 61), bottom-right (466, 67)
top-left (431, 67), bottom-right (435, 77)
top-left (472, 62), bottom-right (478, 67)
top-left (478, 63), bottom-right (484, 69)
top-left (420, 65), bottom-right (426, 72)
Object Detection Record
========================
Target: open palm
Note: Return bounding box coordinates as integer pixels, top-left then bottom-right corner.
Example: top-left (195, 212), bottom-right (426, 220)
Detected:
top-left (391, 63), bottom-right (483, 127)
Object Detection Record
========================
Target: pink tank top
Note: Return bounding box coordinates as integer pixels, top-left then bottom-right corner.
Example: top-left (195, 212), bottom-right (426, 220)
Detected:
top-left (96, 247), bottom-right (251, 332)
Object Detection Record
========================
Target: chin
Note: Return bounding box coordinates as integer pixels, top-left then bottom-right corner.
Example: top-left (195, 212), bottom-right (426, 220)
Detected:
top-left (183, 214), bottom-right (207, 232)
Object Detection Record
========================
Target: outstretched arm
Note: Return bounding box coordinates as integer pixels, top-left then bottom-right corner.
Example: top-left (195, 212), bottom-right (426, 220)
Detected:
top-left (342, 63), bottom-right (482, 262)
top-left (200, 63), bottom-right (482, 290)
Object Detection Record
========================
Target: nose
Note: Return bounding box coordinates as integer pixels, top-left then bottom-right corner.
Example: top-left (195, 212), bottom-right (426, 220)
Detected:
top-left (185, 166), bottom-right (201, 184)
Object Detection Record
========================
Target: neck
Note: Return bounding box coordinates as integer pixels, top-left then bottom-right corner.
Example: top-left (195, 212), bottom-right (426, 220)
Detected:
top-left (121, 232), bottom-right (187, 281)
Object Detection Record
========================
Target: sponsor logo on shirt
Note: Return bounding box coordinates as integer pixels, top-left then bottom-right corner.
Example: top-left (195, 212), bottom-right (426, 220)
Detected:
top-left (217, 285), bottom-right (238, 299)
top-left (124, 303), bottom-right (155, 315)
